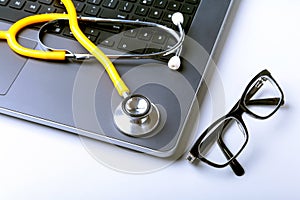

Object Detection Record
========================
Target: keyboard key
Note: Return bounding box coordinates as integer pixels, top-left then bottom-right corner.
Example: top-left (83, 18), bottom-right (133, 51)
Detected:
top-left (130, 15), bottom-right (145, 21)
top-left (145, 43), bottom-right (163, 54)
top-left (186, 0), bottom-right (200, 5)
top-left (38, 0), bottom-right (53, 5)
top-left (149, 9), bottom-right (162, 19)
top-left (103, 0), bottom-right (118, 9)
top-left (167, 1), bottom-right (181, 11)
top-left (9, 0), bottom-right (25, 9)
top-left (140, 0), bottom-right (153, 6)
top-left (54, 0), bottom-right (64, 8)
top-left (24, 2), bottom-right (41, 13)
top-left (97, 22), bottom-right (123, 33)
top-left (162, 12), bottom-right (173, 22)
top-left (85, 27), bottom-right (100, 37)
top-left (152, 32), bottom-right (167, 44)
top-left (63, 27), bottom-right (74, 37)
top-left (182, 4), bottom-right (195, 14)
top-left (118, 38), bottom-right (147, 53)
top-left (100, 39), bottom-right (115, 47)
top-left (39, 20), bottom-right (64, 34)
top-left (135, 6), bottom-right (149, 16)
top-left (86, 35), bottom-right (97, 43)
top-left (119, 2), bottom-right (134, 13)
top-left (55, 8), bottom-right (66, 14)
top-left (73, 1), bottom-right (85, 12)
top-left (98, 32), bottom-right (116, 47)
top-left (84, 5), bottom-right (100, 16)
top-left (124, 28), bottom-right (139, 38)
top-left (39, 6), bottom-right (56, 13)
top-left (153, 0), bottom-right (167, 9)
top-left (0, 0), bottom-right (9, 6)
top-left (163, 22), bottom-right (175, 29)
top-left (100, 9), bottom-right (128, 19)
top-left (87, 0), bottom-right (102, 5)
top-left (138, 29), bottom-right (153, 41)
top-left (111, 25), bottom-right (123, 32)
top-left (165, 37), bottom-right (177, 50)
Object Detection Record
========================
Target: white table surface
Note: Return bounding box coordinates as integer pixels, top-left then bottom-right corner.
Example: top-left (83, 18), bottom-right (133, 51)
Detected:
top-left (1, 0), bottom-right (300, 199)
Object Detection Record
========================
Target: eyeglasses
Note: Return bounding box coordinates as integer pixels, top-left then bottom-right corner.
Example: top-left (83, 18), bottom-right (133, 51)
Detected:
top-left (186, 69), bottom-right (285, 176)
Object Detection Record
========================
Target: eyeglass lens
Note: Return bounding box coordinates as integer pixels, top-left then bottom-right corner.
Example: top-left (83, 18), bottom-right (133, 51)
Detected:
top-left (198, 117), bottom-right (247, 166)
top-left (244, 75), bottom-right (282, 118)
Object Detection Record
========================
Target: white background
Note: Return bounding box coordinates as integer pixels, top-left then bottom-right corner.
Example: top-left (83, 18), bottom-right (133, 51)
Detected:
top-left (1, 0), bottom-right (300, 199)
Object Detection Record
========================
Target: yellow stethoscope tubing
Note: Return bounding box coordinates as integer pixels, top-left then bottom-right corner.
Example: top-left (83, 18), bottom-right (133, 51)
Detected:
top-left (61, 0), bottom-right (129, 97)
top-left (0, 13), bottom-right (68, 60)
top-left (0, 0), bottom-right (129, 97)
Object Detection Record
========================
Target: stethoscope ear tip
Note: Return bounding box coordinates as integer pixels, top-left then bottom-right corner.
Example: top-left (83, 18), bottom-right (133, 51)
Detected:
top-left (168, 56), bottom-right (181, 70)
top-left (172, 12), bottom-right (184, 26)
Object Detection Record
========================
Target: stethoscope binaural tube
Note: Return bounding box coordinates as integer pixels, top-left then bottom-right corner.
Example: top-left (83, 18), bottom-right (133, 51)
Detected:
top-left (38, 13), bottom-right (185, 71)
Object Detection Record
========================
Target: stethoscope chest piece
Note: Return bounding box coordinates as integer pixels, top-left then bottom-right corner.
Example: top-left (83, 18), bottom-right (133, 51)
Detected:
top-left (114, 94), bottom-right (160, 137)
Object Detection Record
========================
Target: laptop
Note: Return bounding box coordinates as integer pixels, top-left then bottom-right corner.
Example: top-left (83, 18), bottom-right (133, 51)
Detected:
top-left (0, 0), bottom-right (235, 157)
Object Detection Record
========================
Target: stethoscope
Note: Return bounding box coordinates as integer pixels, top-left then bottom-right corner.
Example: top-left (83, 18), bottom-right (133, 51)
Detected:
top-left (0, 0), bottom-right (185, 137)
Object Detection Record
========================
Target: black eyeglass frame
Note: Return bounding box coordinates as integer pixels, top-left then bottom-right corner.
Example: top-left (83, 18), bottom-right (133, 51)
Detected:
top-left (187, 69), bottom-right (285, 175)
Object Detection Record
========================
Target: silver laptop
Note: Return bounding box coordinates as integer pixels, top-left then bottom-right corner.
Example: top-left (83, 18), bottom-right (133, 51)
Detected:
top-left (0, 0), bottom-right (235, 157)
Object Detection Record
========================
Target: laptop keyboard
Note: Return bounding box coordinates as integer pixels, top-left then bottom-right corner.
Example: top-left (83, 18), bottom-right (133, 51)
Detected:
top-left (0, 0), bottom-right (201, 55)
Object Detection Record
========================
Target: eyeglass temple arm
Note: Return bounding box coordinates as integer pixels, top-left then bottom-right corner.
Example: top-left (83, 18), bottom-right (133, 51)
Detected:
top-left (215, 121), bottom-right (245, 176)
top-left (245, 79), bottom-right (284, 106)
top-left (246, 98), bottom-right (284, 106)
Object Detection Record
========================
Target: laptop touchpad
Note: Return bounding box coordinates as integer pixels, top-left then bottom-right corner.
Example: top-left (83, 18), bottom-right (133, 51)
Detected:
top-left (0, 37), bottom-right (37, 95)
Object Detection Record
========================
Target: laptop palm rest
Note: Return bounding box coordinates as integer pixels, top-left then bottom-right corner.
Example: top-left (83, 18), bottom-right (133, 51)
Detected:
top-left (0, 38), bottom-right (36, 95)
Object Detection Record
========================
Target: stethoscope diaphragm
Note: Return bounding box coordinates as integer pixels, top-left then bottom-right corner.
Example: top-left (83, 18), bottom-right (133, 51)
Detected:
top-left (113, 94), bottom-right (160, 138)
